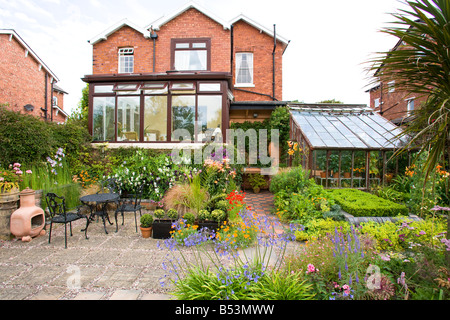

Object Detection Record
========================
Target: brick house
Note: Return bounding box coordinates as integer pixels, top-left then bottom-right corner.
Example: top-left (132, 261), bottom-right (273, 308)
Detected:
top-left (82, 2), bottom-right (289, 147)
top-left (0, 29), bottom-right (68, 123)
top-left (366, 38), bottom-right (427, 125)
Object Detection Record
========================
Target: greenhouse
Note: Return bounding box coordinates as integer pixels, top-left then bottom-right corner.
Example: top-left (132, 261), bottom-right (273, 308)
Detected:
top-left (288, 103), bottom-right (409, 189)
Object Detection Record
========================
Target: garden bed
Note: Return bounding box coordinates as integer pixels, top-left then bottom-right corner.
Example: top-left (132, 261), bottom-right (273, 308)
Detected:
top-left (327, 188), bottom-right (409, 217)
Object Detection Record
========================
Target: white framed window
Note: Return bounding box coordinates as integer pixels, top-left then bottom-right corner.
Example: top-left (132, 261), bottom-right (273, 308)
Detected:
top-left (374, 98), bottom-right (380, 109)
top-left (118, 48), bottom-right (134, 73)
top-left (172, 39), bottom-right (210, 71)
top-left (388, 80), bottom-right (395, 93)
top-left (235, 52), bottom-right (254, 86)
top-left (52, 96), bottom-right (58, 106)
top-left (406, 98), bottom-right (415, 114)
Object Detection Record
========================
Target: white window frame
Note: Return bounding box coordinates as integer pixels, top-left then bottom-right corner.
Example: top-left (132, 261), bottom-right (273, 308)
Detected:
top-left (118, 48), bottom-right (134, 73)
top-left (388, 80), bottom-right (395, 93)
top-left (406, 97), bottom-right (415, 114)
top-left (374, 98), bottom-right (380, 110)
top-left (235, 52), bottom-right (254, 87)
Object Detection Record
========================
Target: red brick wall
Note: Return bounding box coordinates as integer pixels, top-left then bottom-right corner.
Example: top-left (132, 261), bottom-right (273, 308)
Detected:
top-left (91, 8), bottom-right (285, 102)
top-left (369, 84), bottom-right (427, 122)
top-left (155, 8), bottom-right (231, 73)
top-left (232, 19), bottom-right (284, 102)
top-left (93, 26), bottom-right (153, 74)
top-left (0, 34), bottom-right (53, 120)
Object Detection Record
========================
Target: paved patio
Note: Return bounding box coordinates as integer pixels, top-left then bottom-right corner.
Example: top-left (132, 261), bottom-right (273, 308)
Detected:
top-left (0, 190), bottom-right (292, 300)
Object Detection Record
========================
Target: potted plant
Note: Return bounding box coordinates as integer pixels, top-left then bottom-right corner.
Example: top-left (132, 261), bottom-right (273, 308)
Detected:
top-left (197, 209), bottom-right (221, 233)
top-left (152, 208), bottom-right (178, 239)
top-left (247, 173), bottom-right (266, 194)
top-left (140, 214), bottom-right (153, 238)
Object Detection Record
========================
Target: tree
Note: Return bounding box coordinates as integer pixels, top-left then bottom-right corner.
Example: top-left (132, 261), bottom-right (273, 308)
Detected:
top-left (318, 99), bottom-right (344, 104)
top-left (368, 0), bottom-right (450, 265)
top-left (68, 84), bottom-right (89, 126)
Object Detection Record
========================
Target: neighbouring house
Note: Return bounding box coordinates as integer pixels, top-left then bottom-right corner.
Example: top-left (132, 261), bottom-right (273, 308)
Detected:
top-left (366, 37), bottom-right (427, 126)
top-left (0, 29), bottom-right (69, 123)
top-left (82, 1), bottom-right (290, 148)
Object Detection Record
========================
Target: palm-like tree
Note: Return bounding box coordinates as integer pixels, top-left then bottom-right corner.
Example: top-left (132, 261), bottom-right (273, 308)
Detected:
top-left (368, 0), bottom-right (450, 264)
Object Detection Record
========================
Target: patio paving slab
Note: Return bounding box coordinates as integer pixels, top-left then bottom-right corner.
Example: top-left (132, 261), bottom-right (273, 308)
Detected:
top-left (0, 191), bottom-right (294, 300)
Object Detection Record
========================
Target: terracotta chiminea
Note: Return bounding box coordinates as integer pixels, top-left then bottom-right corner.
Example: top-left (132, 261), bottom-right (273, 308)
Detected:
top-left (10, 188), bottom-right (46, 242)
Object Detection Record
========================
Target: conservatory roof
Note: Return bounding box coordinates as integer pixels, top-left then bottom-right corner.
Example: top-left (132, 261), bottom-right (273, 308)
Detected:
top-left (289, 104), bottom-right (406, 150)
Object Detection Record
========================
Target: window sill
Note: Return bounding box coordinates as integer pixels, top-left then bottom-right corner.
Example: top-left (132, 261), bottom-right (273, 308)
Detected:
top-left (234, 84), bottom-right (255, 88)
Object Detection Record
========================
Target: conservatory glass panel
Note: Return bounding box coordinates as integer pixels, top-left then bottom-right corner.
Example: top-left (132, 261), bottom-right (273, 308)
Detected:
top-left (93, 97), bottom-right (115, 141)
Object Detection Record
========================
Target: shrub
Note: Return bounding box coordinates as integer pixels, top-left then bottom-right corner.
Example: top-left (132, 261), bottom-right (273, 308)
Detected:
top-left (182, 212), bottom-right (196, 225)
top-left (198, 209), bottom-right (210, 221)
top-left (269, 166), bottom-right (311, 194)
top-left (359, 216), bottom-right (447, 252)
top-left (167, 208), bottom-right (179, 220)
top-left (140, 214), bottom-right (154, 228)
top-left (154, 209), bottom-right (165, 219)
top-left (211, 209), bottom-right (226, 222)
top-left (327, 188), bottom-right (409, 217)
top-left (295, 218), bottom-right (351, 242)
top-left (0, 106), bottom-right (54, 165)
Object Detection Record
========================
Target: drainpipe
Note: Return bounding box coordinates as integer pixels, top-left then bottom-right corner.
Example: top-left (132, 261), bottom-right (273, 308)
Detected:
top-left (150, 29), bottom-right (158, 72)
top-left (230, 25), bottom-right (234, 76)
top-left (379, 82), bottom-right (383, 115)
top-left (43, 73), bottom-right (48, 121)
top-left (50, 78), bottom-right (54, 122)
top-left (272, 24), bottom-right (276, 101)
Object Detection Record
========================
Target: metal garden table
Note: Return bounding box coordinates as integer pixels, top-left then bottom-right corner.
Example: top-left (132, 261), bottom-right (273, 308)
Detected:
top-left (80, 193), bottom-right (120, 234)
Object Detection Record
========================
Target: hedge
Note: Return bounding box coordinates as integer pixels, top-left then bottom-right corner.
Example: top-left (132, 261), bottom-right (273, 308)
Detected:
top-left (327, 188), bottom-right (409, 217)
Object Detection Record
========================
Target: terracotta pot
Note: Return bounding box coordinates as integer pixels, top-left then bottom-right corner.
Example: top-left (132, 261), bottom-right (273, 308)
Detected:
top-left (140, 226), bottom-right (152, 238)
top-left (320, 172), bottom-right (327, 178)
top-left (333, 172), bottom-right (340, 178)
top-left (253, 187), bottom-right (260, 194)
top-left (343, 172), bottom-right (351, 178)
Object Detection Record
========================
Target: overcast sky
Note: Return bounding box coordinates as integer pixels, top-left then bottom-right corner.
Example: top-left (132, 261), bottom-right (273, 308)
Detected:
top-left (0, 0), bottom-right (410, 115)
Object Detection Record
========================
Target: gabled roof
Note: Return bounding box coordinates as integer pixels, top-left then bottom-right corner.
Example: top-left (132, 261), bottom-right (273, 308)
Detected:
top-left (229, 14), bottom-right (289, 45)
top-left (88, 19), bottom-right (150, 45)
top-left (146, 1), bottom-right (230, 31)
top-left (0, 29), bottom-right (59, 81)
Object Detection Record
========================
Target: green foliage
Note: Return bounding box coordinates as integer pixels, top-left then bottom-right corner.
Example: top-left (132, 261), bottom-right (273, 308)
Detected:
top-left (0, 106), bottom-right (54, 165)
top-left (327, 188), bottom-right (409, 217)
top-left (182, 212), bottom-right (196, 225)
top-left (269, 166), bottom-right (311, 194)
top-left (198, 209), bottom-right (210, 221)
top-left (140, 214), bottom-right (154, 228)
top-left (295, 218), bottom-right (351, 242)
top-left (110, 150), bottom-right (181, 200)
top-left (211, 209), bottom-right (226, 222)
top-left (247, 173), bottom-right (266, 190)
top-left (167, 208), bottom-right (179, 220)
top-left (171, 265), bottom-right (315, 300)
top-left (359, 216), bottom-right (447, 252)
top-left (154, 209), bottom-right (165, 219)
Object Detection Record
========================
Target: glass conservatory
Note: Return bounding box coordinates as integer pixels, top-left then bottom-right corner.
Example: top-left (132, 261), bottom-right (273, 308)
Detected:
top-left (288, 104), bottom-right (409, 189)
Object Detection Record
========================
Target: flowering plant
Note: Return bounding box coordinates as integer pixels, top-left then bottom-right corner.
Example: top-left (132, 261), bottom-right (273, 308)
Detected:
top-left (0, 163), bottom-right (32, 192)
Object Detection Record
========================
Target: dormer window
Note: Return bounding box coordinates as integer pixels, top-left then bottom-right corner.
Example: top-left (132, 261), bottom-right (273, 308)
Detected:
top-left (118, 48), bottom-right (134, 73)
top-left (171, 39), bottom-right (210, 71)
